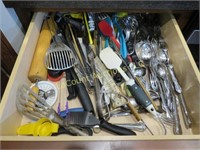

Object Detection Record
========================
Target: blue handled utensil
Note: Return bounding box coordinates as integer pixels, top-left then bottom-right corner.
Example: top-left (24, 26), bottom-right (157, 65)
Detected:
top-left (112, 15), bottom-right (127, 59)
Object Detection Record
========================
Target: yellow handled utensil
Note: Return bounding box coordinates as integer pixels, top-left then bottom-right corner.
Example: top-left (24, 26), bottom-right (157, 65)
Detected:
top-left (28, 18), bottom-right (56, 82)
top-left (17, 118), bottom-right (59, 136)
top-left (83, 12), bottom-right (93, 45)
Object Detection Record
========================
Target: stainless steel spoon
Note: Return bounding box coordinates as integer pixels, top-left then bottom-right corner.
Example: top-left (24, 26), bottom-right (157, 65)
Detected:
top-left (167, 64), bottom-right (182, 93)
top-left (156, 63), bottom-right (173, 110)
top-left (157, 63), bottom-right (183, 134)
top-left (167, 64), bottom-right (192, 128)
top-left (156, 48), bottom-right (169, 64)
top-left (156, 63), bottom-right (173, 118)
top-left (135, 41), bottom-right (153, 65)
top-left (133, 67), bottom-right (146, 77)
top-left (135, 41), bottom-right (157, 92)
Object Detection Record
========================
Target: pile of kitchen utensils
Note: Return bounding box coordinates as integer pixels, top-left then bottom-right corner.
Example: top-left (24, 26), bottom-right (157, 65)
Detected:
top-left (16, 12), bottom-right (193, 136)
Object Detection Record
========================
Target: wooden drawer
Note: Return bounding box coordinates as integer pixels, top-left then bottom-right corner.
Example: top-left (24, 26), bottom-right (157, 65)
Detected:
top-left (0, 12), bottom-right (200, 149)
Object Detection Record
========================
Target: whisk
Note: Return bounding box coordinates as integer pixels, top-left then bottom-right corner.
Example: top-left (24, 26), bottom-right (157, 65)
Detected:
top-left (16, 84), bottom-right (89, 136)
top-left (117, 15), bottom-right (138, 55)
top-left (118, 15), bottom-right (138, 30)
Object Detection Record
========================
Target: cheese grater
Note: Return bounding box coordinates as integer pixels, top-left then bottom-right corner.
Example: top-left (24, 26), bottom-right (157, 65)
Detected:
top-left (94, 57), bottom-right (127, 108)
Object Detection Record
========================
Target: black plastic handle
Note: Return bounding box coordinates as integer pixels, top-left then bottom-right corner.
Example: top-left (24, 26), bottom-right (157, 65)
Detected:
top-left (52, 126), bottom-right (93, 136)
top-left (127, 80), bottom-right (152, 108)
top-left (48, 70), bottom-right (63, 78)
top-left (69, 68), bottom-right (95, 114)
top-left (65, 70), bottom-right (77, 100)
top-left (100, 119), bottom-right (136, 135)
top-left (68, 18), bottom-right (84, 31)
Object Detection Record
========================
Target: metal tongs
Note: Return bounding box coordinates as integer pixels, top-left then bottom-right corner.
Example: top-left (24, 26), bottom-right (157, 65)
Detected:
top-left (16, 84), bottom-right (89, 136)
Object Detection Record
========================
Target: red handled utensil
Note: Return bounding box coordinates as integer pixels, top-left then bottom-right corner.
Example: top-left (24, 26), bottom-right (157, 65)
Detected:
top-left (98, 20), bottom-right (120, 49)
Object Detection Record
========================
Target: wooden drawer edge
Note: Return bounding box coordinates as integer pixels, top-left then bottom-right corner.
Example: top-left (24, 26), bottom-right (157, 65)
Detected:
top-left (0, 12), bottom-right (45, 122)
top-left (1, 135), bottom-right (200, 141)
top-left (169, 14), bottom-right (200, 82)
top-left (160, 14), bottom-right (200, 134)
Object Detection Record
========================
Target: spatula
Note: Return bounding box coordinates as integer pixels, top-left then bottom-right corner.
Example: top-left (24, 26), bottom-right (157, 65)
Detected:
top-left (64, 111), bottom-right (136, 135)
top-left (99, 47), bottom-right (158, 116)
top-left (98, 20), bottom-right (120, 49)
top-left (45, 45), bottom-right (95, 114)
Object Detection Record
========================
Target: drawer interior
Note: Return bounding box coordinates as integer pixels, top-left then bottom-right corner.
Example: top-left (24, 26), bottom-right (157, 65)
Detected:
top-left (0, 12), bottom-right (200, 140)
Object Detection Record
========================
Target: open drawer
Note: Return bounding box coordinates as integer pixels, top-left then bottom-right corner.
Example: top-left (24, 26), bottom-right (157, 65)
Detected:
top-left (0, 12), bottom-right (200, 149)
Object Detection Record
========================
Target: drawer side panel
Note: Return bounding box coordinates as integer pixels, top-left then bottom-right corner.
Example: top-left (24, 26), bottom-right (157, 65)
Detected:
top-left (160, 15), bottom-right (200, 134)
top-left (0, 12), bottom-right (45, 135)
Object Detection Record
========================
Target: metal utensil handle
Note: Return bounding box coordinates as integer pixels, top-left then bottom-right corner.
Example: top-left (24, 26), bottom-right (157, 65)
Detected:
top-left (64, 126), bottom-right (89, 136)
top-left (115, 122), bottom-right (146, 132)
top-left (172, 96), bottom-right (182, 135)
top-left (100, 119), bottom-right (136, 135)
top-left (158, 80), bottom-right (173, 119)
top-left (179, 94), bottom-right (192, 128)
top-left (168, 64), bottom-right (182, 93)
top-left (163, 79), bottom-right (173, 110)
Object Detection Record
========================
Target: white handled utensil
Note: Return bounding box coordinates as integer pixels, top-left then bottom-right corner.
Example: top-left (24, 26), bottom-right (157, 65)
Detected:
top-left (99, 47), bottom-right (158, 116)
